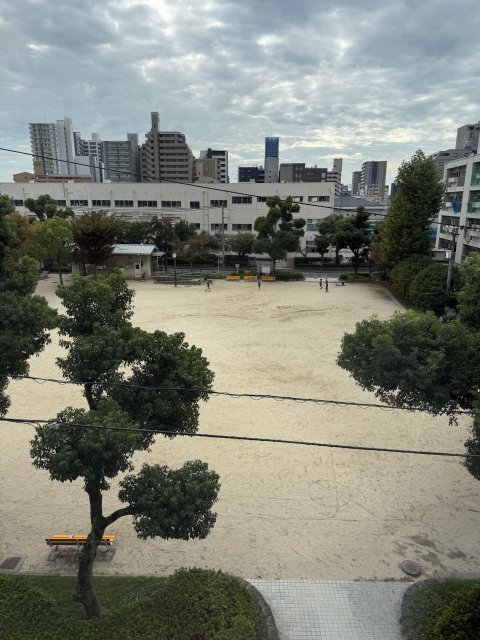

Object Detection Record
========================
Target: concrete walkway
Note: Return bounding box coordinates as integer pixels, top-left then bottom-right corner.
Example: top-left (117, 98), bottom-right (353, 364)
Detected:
top-left (248, 580), bottom-right (410, 640)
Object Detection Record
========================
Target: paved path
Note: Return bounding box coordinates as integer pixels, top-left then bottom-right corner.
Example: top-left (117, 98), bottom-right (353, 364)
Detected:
top-left (248, 580), bottom-right (410, 640)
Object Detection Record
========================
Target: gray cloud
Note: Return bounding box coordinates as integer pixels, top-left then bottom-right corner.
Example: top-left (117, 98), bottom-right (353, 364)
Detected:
top-left (1, 0), bottom-right (479, 184)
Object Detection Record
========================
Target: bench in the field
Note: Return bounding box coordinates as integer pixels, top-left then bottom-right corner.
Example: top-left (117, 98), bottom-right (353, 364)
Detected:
top-left (46, 534), bottom-right (116, 553)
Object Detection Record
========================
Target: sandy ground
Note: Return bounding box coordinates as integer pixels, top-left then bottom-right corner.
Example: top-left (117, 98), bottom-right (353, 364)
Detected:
top-left (1, 276), bottom-right (479, 581)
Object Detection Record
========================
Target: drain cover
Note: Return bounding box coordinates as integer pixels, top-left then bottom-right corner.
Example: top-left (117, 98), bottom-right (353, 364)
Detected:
top-left (0, 556), bottom-right (25, 573)
top-left (400, 560), bottom-right (422, 577)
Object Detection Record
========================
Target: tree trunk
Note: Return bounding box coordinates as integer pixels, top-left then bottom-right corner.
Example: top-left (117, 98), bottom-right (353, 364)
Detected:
top-left (74, 488), bottom-right (105, 618)
top-left (84, 382), bottom-right (97, 411)
top-left (74, 531), bottom-right (104, 618)
top-left (57, 254), bottom-right (64, 285)
top-left (353, 252), bottom-right (359, 276)
top-left (335, 245), bottom-right (340, 265)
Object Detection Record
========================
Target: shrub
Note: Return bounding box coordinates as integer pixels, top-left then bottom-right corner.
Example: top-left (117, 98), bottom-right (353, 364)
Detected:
top-left (0, 575), bottom-right (57, 638)
top-left (274, 270), bottom-right (304, 280)
top-left (149, 568), bottom-right (267, 640)
top-left (431, 586), bottom-right (480, 639)
top-left (408, 263), bottom-right (458, 315)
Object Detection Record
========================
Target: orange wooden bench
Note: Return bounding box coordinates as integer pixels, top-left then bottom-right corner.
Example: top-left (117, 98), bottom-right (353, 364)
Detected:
top-left (46, 534), bottom-right (116, 553)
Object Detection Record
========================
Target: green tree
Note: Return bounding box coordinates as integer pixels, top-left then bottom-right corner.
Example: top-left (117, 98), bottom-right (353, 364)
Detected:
top-left (390, 255), bottom-right (433, 299)
top-left (25, 194), bottom-right (73, 221)
top-left (337, 311), bottom-right (480, 418)
top-left (179, 231), bottom-right (218, 265)
top-left (70, 211), bottom-right (120, 277)
top-left (174, 220), bottom-right (198, 243)
top-left (377, 150), bottom-right (444, 268)
top-left (30, 216), bottom-right (73, 285)
top-left (408, 263), bottom-right (458, 315)
top-left (457, 253), bottom-right (480, 330)
top-left (116, 220), bottom-right (151, 244)
top-left (6, 212), bottom-right (35, 259)
top-left (0, 194), bottom-right (57, 415)
top-left (31, 272), bottom-right (220, 619)
top-left (253, 196), bottom-right (306, 271)
top-left (334, 207), bottom-right (371, 275)
top-left (316, 214), bottom-right (345, 264)
top-left (226, 232), bottom-right (255, 257)
top-left (148, 216), bottom-right (177, 254)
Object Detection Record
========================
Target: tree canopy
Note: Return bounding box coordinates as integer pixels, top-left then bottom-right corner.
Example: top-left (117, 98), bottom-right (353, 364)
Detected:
top-left (24, 194), bottom-right (73, 221)
top-left (337, 311), bottom-right (480, 418)
top-left (0, 193), bottom-right (57, 415)
top-left (226, 232), bottom-right (255, 256)
top-left (334, 207), bottom-right (371, 275)
top-left (253, 195), bottom-right (305, 269)
top-left (70, 211), bottom-right (120, 276)
top-left (458, 253), bottom-right (480, 330)
top-left (315, 213), bottom-right (345, 264)
top-left (30, 272), bottom-right (219, 618)
top-left (30, 216), bottom-right (73, 284)
top-left (374, 150), bottom-right (444, 268)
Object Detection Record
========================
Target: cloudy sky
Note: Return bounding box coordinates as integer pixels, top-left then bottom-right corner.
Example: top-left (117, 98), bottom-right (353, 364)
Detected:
top-left (1, 0), bottom-right (479, 185)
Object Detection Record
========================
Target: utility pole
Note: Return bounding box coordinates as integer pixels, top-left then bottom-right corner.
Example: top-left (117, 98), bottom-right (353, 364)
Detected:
top-left (445, 224), bottom-right (460, 292)
top-left (221, 204), bottom-right (225, 268)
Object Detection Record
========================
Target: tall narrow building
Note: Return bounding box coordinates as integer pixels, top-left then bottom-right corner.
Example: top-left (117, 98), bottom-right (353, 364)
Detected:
top-left (140, 112), bottom-right (194, 183)
top-left (361, 161), bottom-right (387, 203)
top-left (56, 117), bottom-right (76, 174)
top-left (352, 171), bottom-right (362, 196)
top-left (29, 123), bottom-right (59, 174)
top-left (264, 137), bottom-right (279, 183)
top-left (103, 134), bottom-right (139, 182)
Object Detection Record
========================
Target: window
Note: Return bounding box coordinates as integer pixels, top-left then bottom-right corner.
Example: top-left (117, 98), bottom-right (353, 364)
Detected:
top-left (13, 199), bottom-right (24, 206)
top-left (232, 224), bottom-right (252, 231)
top-left (161, 201), bottom-right (181, 208)
top-left (211, 223), bottom-right (228, 231)
top-left (232, 196), bottom-right (252, 204)
top-left (257, 196), bottom-right (268, 202)
top-left (137, 200), bottom-right (157, 207)
top-left (190, 201), bottom-right (200, 209)
top-left (70, 199), bottom-right (89, 207)
top-left (307, 224), bottom-right (318, 231)
top-left (92, 200), bottom-right (112, 207)
top-left (191, 223), bottom-right (201, 230)
top-left (308, 195), bottom-right (330, 202)
top-left (114, 200), bottom-right (134, 207)
top-left (210, 200), bottom-right (227, 208)
top-left (292, 196), bottom-right (304, 202)
top-left (55, 200), bottom-right (67, 207)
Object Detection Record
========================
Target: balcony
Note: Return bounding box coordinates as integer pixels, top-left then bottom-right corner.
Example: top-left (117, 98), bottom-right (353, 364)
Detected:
top-left (467, 200), bottom-right (480, 213)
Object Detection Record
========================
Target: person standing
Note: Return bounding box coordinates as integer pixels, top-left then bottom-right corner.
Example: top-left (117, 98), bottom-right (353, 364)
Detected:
top-left (319, 277), bottom-right (323, 289)
top-left (258, 277), bottom-right (262, 289)
top-left (325, 278), bottom-right (329, 292)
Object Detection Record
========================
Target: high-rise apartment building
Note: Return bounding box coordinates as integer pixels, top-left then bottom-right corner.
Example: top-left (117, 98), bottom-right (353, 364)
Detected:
top-left (264, 137), bottom-right (279, 183)
top-left (194, 158), bottom-right (219, 183)
top-left (360, 161), bottom-right (387, 203)
top-left (103, 134), bottom-right (140, 182)
top-left (29, 123), bottom-right (59, 174)
top-left (326, 158), bottom-right (343, 196)
top-left (139, 112), bottom-right (194, 183)
top-left (56, 118), bottom-right (76, 174)
top-left (352, 171), bottom-right (362, 196)
top-left (456, 123), bottom-right (480, 153)
top-left (199, 148), bottom-right (229, 182)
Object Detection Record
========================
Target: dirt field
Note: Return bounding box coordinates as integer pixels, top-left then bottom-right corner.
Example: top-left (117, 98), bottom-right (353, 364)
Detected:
top-left (1, 276), bottom-right (479, 580)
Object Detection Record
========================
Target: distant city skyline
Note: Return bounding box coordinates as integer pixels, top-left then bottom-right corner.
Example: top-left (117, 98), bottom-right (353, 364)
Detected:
top-left (1, 1), bottom-right (479, 184)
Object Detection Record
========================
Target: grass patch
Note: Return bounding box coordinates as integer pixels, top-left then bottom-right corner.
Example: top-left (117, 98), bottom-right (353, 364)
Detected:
top-left (403, 578), bottom-right (480, 639)
top-left (0, 569), bottom-right (268, 640)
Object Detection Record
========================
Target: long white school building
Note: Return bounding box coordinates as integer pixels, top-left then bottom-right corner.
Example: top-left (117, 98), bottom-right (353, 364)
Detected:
top-left (0, 181), bottom-right (335, 252)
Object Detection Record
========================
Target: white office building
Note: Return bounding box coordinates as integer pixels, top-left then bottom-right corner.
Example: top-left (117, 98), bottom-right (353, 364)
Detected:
top-left (435, 153), bottom-right (480, 262)
top-left (2, 181), bottom-right (334, 251)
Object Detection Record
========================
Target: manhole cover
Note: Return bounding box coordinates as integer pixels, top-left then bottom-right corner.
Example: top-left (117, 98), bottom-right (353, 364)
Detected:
top-left (401, 560), bottom-right (422, 577)
top-left (0, 556), bottom-right (25, 573)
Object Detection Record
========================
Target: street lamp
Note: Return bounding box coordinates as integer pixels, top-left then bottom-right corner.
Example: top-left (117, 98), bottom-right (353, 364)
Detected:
top-left (172, 253), bottom-right (177, 288)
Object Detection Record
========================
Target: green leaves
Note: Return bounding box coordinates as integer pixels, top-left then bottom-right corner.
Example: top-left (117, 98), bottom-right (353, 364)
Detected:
top-left (458, 253), bottom-right (480, 330)
top-left (253, 195), bottom-right (305, 264)
top-left (119, 461), bottom-right (220, 540)
top-left (30, 399), bottom-right (147, 490)
top-left (338, 311), bottom-right (480, 417)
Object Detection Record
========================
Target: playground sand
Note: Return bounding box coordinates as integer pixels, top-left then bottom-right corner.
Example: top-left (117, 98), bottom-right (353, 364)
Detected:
top-left (1, 277), bottom-right (479, 580)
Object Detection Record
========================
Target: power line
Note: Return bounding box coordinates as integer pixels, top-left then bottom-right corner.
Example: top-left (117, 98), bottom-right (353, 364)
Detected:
top-left (1, 416), bottom-right (476, 459)
top-left (13, 375), bottom-right (472, 415)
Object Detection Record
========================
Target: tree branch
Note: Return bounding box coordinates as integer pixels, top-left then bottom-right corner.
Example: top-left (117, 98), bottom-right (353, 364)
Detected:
top-left (103, 505), bottom-right (137, 528)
